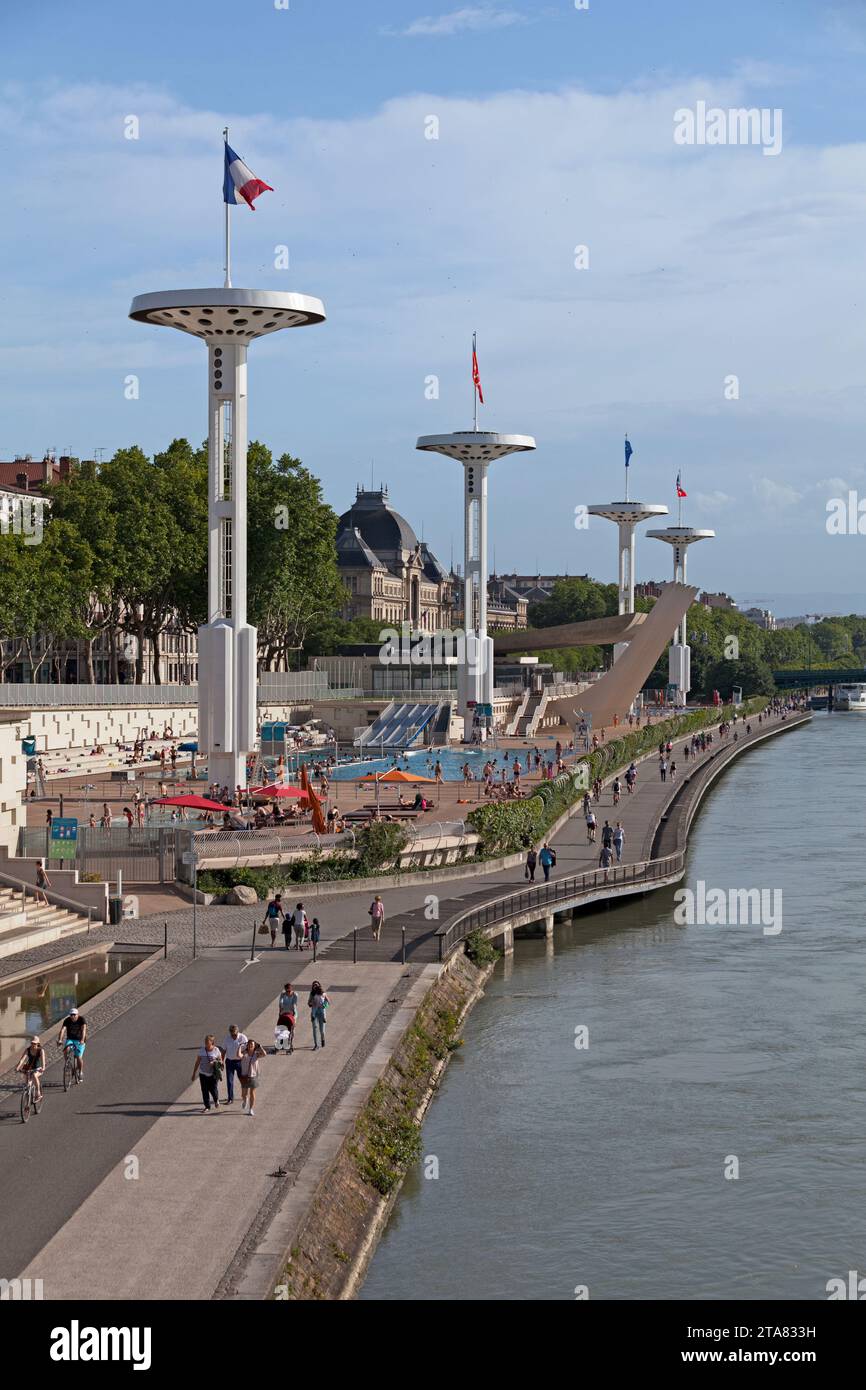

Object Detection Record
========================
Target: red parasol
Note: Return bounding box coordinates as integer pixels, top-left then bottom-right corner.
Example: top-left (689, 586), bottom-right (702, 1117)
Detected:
top-left (252, 784), bottom-right (309, 800)
top-left (153, 795), bottom-right (230, 811)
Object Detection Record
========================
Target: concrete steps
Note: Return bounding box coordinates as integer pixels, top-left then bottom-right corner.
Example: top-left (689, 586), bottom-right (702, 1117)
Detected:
top-left (0, 888), bottom-right (91, 960)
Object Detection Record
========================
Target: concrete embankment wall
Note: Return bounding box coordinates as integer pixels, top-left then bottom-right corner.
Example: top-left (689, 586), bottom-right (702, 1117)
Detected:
top-left (24, 702), bottom-right (320, 755)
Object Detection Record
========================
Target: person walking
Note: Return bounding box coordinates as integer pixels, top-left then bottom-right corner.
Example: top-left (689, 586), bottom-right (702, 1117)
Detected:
top-left (278, 981), bottom-right (298, 1024)
top-left (34, 859), bottom-right (51, 907)
top-left (292, 902), bottom-right (307, 950)
top-left (539, 843), bottom-right (556, 882)
top-left (598, 843), bottom-right (614, 876)
top-left (368, 894), bottom-right (385, 941)
top-left (525, 847), bottom-right (538, 882)
top-left (612, 776), bottom-right (621, 805)
top-left (670, 760), bottom-right (677, 782)
top-left (310, 917), bottom-right (321, 953)
top-left (601, 820), bottom-right (613, 851)
top-left (239, 1039), bottom-right (266, 1116)
top-left (659, 758), bottom-right (667, 783)
top-left (263, 893), bottom-right (284, 949)
top-left (612, 822), bottom-right (625, 864)
top-left (220, 1024), bottom-right (248, 1104)
top-left (308, 980), bottom-right (330, 1051)
top-left (191, 1034), bottom-right (222, 1113)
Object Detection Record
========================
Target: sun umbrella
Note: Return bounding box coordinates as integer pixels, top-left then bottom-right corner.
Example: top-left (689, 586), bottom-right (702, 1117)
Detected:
top-left (252, 784), bottom-right (309, 799)
top-left (152, 795), bottom-right (229, 811)
top-left (359, 766), bottom-right (439, 811)
top-left (359, 768), bottom-right (437, 783)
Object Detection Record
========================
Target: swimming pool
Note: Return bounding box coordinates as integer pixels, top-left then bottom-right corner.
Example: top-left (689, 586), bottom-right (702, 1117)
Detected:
top-left (328, 743), bottom-right (577, 783)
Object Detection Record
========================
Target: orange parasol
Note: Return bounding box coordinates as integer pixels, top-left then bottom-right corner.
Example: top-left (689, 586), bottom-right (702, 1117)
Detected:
top-left (359, 768), bottom-right (438, 783)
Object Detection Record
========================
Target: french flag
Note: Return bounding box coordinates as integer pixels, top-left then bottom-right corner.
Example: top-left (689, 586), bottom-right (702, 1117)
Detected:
top-left (223, 142), bottom-right (273, 209)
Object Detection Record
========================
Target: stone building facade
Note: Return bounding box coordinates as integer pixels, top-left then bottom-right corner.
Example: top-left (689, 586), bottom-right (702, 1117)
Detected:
top-left (335, 487), bottom-right (452, 630)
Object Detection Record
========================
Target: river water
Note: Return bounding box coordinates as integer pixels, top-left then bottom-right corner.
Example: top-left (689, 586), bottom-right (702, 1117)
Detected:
top-left (360, 713), bottom-right (866, 1301)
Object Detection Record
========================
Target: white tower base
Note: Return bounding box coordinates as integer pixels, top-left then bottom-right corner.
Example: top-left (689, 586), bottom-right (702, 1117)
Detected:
top-left (668, 643), bottom-right (690, 706)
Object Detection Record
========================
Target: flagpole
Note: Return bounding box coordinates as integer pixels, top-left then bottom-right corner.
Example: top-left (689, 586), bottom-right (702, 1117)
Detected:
top-left (473, 332), bottom-right (478, 432)
top-left (223, 127), bottom-right (232, 289)
top-left (624, 433), bottom-right (629, 502)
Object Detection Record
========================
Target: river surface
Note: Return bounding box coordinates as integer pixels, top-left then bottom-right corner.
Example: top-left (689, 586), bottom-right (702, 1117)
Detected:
top-left (361, 713), bottom-right (866, 1301)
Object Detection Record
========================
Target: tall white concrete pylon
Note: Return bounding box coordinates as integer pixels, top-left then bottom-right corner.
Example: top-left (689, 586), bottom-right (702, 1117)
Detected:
top-left (646, 525), bottom-right (715, 703)
top-left (416, 431), bottom-right (535, 740)
top-left (587, 501), bottom-right (669, 661)
top-left (130, 288), bottom-right (325, 788)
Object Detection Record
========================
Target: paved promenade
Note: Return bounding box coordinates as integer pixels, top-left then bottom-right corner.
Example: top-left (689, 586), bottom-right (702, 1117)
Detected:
top-left (0, 706), bottom-right (804, 1299)
top-left (0, 940), bottom-right (406, 1294)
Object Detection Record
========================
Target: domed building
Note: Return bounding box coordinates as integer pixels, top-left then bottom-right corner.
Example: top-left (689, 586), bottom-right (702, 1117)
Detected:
top-left (336, 486), bottom-right (452, 630)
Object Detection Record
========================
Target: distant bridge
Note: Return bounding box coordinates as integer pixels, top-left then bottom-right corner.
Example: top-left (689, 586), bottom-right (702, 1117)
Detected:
top-left (772, 668), bottom-right (865, 689)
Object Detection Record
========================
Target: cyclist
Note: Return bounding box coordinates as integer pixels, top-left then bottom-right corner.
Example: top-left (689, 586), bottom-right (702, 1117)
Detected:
top-left (57, 1006), bottom-right (87, 1081)
top-left (15, 1035), bottom-right (46, 1102)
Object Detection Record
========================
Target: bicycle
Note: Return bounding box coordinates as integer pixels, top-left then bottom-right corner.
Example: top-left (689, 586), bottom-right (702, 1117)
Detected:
top-left (62, 1044), bottom-right (82, 1091)
top-left (20, 1074), bottom-right (43, 1123)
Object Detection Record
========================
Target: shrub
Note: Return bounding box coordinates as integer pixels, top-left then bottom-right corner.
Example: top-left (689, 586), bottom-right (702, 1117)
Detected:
top-left (465, 929), bottom-right (500, 966)
top-left (467, 796), bottom-right (545, 855)
top-left (354, 821), bottom-right (409, 874)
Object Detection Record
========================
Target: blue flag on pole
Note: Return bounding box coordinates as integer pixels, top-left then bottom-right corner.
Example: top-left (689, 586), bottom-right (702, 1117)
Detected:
top-left (624, 438), bottom-right (633, 466)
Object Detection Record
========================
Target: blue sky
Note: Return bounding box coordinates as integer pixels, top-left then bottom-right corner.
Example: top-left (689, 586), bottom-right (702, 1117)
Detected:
top-left (4, 0), bottom-right (866, 611)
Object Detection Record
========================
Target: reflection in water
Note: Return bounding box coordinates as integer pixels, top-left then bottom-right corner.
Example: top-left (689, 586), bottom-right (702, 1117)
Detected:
top-left (0, 952), bottom-right (141, 1064)
top-left (361, 714), bottom-right (865, 1301)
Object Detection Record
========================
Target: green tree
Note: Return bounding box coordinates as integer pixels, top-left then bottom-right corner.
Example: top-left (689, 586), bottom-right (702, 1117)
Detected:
top-left (702, 653), bottom-right (775, 700)
top-left (527, 576), bottom-right (617, 628)
top-left (45, 460), bottom-right (120, 681)
top-left (99, 441), bottom-right (207, 682)
top-left (247, 446), bottom-right (345, 668)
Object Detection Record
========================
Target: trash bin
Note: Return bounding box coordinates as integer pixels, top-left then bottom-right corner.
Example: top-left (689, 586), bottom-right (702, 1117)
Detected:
top-left (109, 895), bottom-right (124, 926)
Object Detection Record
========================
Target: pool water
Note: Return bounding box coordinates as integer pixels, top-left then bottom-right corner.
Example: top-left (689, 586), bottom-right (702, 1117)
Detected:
top-left (328, 743), bottom-right (578, 783)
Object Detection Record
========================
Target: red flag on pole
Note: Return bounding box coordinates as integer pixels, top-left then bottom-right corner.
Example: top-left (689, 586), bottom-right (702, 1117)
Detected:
top-left (676, 472), bottom-right (687, 498)
top-left (472, 333), bottom-right (483, 404)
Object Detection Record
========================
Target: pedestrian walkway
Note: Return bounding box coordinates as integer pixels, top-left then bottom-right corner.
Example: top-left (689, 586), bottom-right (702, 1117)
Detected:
top-left (321, 711), bottom-right (797, 962)
top-left (0, 941), bottom-right (403, 1296)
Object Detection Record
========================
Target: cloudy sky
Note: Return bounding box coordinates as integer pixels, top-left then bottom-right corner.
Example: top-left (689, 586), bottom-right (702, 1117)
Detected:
top-left (4, 0), bottom-right (866, 613)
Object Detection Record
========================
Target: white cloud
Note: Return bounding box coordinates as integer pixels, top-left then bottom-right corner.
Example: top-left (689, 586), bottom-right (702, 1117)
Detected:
top-left (390, 7), bottom-right (527, 38)
top-left (5, 72), bottom-right (866, 592)
top-left (694, 491), bottom-right (735, 512)
top-left (753, 478), bottom-right (803, 508)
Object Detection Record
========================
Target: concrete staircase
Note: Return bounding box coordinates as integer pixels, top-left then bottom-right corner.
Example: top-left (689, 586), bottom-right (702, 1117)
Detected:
top-left (515, 691), bottom-right (548, 738)
top-left (0, 885), bottom-right (91, 960)
top-left (506, 690), bottom-right (530, 737)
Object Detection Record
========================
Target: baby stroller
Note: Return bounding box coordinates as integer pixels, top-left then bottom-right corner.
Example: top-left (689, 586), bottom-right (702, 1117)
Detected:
top-left (274, 1012), bottom-right (295, 1054)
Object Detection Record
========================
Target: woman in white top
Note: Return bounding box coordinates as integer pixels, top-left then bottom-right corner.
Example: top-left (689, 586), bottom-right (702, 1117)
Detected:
top-left (239, 1039), bottom-right (266, 1117)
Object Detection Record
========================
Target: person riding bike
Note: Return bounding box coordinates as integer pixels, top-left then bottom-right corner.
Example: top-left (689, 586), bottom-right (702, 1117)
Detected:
top-left (57, 1007), bottom-right (87, 1080)
top-left (16, 1036), bottom-right (46, 1102)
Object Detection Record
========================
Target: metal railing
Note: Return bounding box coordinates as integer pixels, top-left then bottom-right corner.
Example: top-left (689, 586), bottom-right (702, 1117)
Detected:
top-left (434, 850), bottom-right (685, 960)
top-left (0, 870), bottom-right (95, 929)
top-left (0, 682), bottom-right (199, 707)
